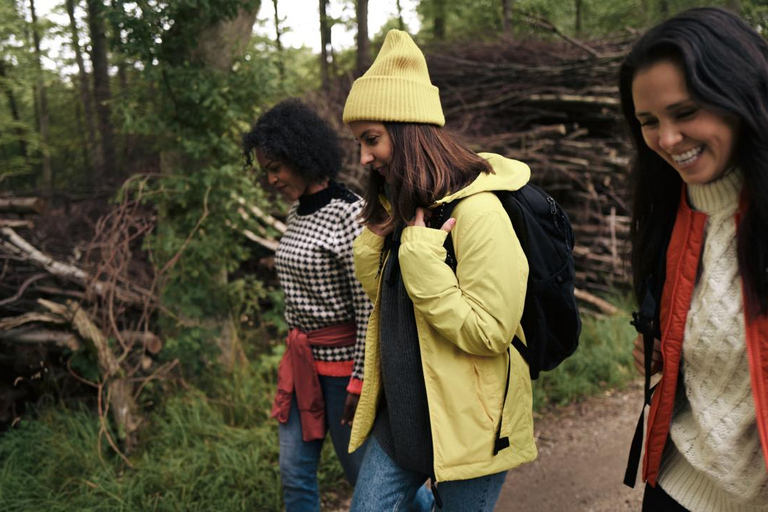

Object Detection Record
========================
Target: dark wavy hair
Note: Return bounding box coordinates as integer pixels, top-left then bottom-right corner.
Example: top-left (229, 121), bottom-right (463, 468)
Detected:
top-left (619, 7), bottom-right (768, 316)
top-left (359, 123), bottom-right (491, 226)
top-left (242, 98), bottom-right (342, 183)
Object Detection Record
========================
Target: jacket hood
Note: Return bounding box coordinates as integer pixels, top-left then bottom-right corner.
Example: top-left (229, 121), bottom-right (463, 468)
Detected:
top-left (433, 153), bottom-right (530, 205)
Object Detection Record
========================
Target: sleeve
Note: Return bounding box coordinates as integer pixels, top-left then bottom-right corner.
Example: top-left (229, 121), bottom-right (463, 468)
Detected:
top-left (352, 227), bottom-right (385, 303)
top-left (333, 200), bottom-right (375, 391)
top-left (398, 204), bottom-right (528, 356)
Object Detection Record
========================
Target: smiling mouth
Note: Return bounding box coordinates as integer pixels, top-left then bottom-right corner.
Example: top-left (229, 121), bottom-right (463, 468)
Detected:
top-left (671, 145), bottom-right (704, 166)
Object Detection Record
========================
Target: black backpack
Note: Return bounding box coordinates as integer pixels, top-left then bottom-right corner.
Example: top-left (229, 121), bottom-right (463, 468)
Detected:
top-left (432, 183), bottom-right (582, 380)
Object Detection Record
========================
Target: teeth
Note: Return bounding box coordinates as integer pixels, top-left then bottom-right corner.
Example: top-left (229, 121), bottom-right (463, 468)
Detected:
top-left (672, 146), bottom-right (703, 164)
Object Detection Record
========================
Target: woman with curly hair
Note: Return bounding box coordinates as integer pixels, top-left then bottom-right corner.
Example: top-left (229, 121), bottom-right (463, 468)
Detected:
top-left (242, 99), bottom-right (371, 511)
top-left (621, 8), bottom-right (768, 510)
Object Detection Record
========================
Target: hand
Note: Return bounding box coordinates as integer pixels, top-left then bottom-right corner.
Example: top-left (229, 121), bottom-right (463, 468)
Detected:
top-left (407, 207), bottom-right (456, 232)
top-left (341, 393), bottom-right (360, 426)
top-left (633, 334), bottom-right (662, 376)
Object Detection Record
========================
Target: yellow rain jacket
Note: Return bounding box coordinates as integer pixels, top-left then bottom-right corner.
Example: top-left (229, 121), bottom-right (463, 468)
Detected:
top-left (349, 153), bottom-right (537, 482)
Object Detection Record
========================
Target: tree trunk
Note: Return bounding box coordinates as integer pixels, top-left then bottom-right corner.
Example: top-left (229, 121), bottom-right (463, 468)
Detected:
top-left (65, 0), bottom-right (101, 181)
top-left (502, 0), bottom-right (513, 37)
top-left (272, 0), bottom-right (284, 81)
top-left (319, 0), bottom-right (331, 89)
top-left (726, 0), bottom-right (741, 14)
top-left (161, 5), bottom-right (260, 369)
top-left (574, 0), bottom-right (582, 36)
top-left (433, 0), bottom-right (446, 40)
top-left (29, 0), bottom-right (53, 198)
top-left (86, 0), bottom-right (117, 185)
top-left (0, 61), bottom-right (27, 157)
top-left (355, 0), bottom-right (370, 77)
top-left (396, 0), bottom-right (405, 30)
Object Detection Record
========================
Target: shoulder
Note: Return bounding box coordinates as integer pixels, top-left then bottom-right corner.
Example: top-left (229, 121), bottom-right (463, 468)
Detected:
top-left (451, 192), bottom-right (506, 223)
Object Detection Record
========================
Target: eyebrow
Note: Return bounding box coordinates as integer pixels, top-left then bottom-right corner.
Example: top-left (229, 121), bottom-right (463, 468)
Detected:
top-left (635, 100), bottom-right (695, 117)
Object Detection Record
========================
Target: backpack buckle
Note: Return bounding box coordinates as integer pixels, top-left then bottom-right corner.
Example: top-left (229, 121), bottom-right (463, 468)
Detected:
top-left (630, 311), bottom-right (654, 336)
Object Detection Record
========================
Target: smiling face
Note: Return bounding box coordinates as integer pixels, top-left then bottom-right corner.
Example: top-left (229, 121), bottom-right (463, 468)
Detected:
top-left (255, 149), bottom-right (327, 202)
top-left (631, 59), bottom-right (740, 185)
top-left (348, 121), bottom-right (394, 183)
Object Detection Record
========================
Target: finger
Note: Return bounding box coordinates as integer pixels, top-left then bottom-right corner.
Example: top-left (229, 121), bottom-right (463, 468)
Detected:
top-left (408, 208), bottom-right (425, 228)
top-left (441, 218), bottom-right (456, 233)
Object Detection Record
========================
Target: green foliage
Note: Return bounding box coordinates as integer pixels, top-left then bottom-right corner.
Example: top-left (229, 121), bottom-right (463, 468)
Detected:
top-left (532, 297), bottom-right (637, 410)
top-left (109, 0), bottom-right (315, 373)
top-left (0, 359), bottom-right (346, 512)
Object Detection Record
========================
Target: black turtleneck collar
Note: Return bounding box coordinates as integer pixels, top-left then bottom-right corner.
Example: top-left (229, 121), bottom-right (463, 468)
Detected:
top-left (297, 180), bottom-right (357, 215)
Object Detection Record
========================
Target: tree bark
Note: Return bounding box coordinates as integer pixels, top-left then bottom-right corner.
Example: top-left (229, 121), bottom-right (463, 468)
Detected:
top-left (0, 61), bottom-right (27, 157)
top-left (272, 0), bottom-right (284, 81)
top-left (433, 0), bottom-right (446, 40)
top-left (160, 5), bottom-right (260, 370)
top-left (29, 0), bottom-right (53, 199)
top-left (65, 0), bottom-right (101, 180)
top-left (355, 0), bottom-right (370, 77)
top-left (0, 197), bottom-right (45, 213)
top-left (319, 0), bottom-right (331, 89)
top-left (86, 0), bottom-right (117, 185)
top-left (396, 0), bottom-right (405, 30)
top-left (574, 0), bottom-right (582, 36)
top-left (502, 0), bottom-right (513, 37)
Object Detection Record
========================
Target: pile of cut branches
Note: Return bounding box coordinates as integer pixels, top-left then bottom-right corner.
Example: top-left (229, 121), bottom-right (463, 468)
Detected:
top-left (427, 37), bottom-right (634, 305)
top-left (0, 182), bottom-right (174, 456)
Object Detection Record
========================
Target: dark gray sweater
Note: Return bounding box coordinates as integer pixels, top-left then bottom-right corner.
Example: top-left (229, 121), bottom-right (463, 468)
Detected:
top-left (373, 223), bottom-right (434, 475)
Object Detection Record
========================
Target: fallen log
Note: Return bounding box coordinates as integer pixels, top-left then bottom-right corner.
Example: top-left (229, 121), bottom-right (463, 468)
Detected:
top-left (0, 328), bottom-right (82, 351)
top-left (0, 197), bottom-right (45, 214)
top-left (0, 227), bottom-right (148, 307)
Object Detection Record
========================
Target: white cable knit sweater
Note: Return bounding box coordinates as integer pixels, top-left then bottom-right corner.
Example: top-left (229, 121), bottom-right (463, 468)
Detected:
top-left (658, 170), bottom-right (768, 511)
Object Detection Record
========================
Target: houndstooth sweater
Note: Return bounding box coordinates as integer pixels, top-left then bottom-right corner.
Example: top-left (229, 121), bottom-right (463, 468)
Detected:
top-left (275, 181), bottom-right (371, 392)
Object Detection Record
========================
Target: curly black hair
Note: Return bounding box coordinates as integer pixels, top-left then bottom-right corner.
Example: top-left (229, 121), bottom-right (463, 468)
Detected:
top-left (242, 98), bottom-right (342, 184)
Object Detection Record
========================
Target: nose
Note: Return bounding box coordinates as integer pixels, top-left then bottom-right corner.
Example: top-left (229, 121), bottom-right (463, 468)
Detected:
top-left (360, 147), bottom-right (373, 167)
top-left (267, 171), bottom-right (278, 185)
top-left (658, 122), bottom-right (683, 152)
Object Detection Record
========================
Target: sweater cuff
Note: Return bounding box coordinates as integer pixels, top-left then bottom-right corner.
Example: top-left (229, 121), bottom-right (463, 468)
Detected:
top-left (347, 377), bottom-right (363, 395)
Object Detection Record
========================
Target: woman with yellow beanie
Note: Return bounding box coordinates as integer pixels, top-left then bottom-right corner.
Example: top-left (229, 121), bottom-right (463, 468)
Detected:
top-left (343, 30), bottom-right (537, 511)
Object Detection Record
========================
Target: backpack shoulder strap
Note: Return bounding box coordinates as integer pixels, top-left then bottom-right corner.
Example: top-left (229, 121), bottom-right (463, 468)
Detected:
top-left (623, 223), bottom-right (672, 488)
top-left (431, 200), bottom-right (461, 271)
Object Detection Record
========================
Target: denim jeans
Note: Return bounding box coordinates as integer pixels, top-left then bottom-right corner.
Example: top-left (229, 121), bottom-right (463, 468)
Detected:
top-left (278, 375), bottom-right (368, 512)
top-left (351, 437), bottom-right (506, 512)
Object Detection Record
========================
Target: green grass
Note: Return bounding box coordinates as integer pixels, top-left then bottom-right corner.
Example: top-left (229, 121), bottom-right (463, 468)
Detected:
top-left (0, 298), bottom-right (636, 511)
top-left (532, 299), bottom-right (637, 411)
top-left (0, 361), bottom-right (345, 512)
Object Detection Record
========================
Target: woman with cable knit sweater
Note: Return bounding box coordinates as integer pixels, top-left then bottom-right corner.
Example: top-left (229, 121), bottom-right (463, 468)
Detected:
top-left (622, 8), bottom-right (768, 511)
top-left (242, 99), bottom-right (372, 512)
top-left (343, 30), bottom-right (537, 512)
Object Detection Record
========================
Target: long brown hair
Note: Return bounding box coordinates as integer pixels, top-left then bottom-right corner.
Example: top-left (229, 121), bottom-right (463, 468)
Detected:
top-left (359, 123), bottom-right (492, 225)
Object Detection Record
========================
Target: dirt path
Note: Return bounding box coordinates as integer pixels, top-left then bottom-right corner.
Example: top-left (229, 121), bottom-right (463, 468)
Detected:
top-left (496, 380), bottom-right (646, 511)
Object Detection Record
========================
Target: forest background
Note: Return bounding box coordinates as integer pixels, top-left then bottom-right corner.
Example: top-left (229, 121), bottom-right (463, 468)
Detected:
top-left (0, 0), bottom-right (759, 510)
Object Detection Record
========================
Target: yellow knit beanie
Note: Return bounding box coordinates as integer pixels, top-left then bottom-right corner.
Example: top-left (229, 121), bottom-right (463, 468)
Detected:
top-left (343, 29), bottom-right (445, 126)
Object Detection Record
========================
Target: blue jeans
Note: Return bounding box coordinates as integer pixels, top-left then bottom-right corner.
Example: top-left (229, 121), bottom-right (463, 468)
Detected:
top-left (278, 375), bottom-right (368, 512)
top-left (351, 437), bottom-right (506, 512)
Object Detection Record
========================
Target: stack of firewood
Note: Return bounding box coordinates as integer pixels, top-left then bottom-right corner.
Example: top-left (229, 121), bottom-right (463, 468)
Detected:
top-left (427, 39), bottom-right (634, 305)
top-left (320, 37), bottom-right (634, 311)
top-left (0, 192), bottom-right (169, 454)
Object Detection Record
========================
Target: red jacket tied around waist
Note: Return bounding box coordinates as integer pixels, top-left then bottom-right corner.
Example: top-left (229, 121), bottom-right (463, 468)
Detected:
top-left (271, 322), bottom-right (357, 442)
